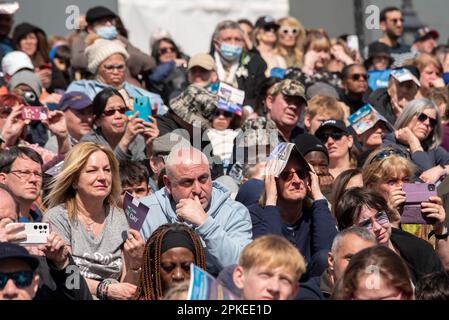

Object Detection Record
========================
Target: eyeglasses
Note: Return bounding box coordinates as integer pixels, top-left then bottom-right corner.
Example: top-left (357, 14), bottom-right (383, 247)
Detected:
top-left (159, 47), bottom-right (175, 55)
top-left (350, 73), bottom-right (368, 81)
top-left (369, 148), bottom-right (408, 164)
top-left (279, 27), bottom-right (298, 36)
top-left (316, 131), bottom-right (347, 144)
top-left (103, 107), bottom-right (128, 117)
top-left (358, 211), bottom-right (389, 230)
top-left (103, 64), bottom-right (125, 72)
top-left (417, 113), bottom-right (437, 128)
top-left (214, 109), bottom-right (233, 118)
top-left (391, 18), bottom-right (404, 25)
top-left (9, 170), bottom-right (43, 180)
top-left (0, 271), bottom-right (34, 289)
top-left (279, 169), bottom-right (307, 181)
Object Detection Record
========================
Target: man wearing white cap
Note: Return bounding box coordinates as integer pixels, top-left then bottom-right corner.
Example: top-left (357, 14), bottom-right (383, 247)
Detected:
top-left (1, 50), bottom-right (33, 81)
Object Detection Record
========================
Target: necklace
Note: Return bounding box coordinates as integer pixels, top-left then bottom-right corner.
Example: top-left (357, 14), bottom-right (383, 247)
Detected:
top-left (79, 214), bottom-right (97, 239)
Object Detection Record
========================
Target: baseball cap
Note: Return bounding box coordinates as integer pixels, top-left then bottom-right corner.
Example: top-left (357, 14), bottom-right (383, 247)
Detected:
top-left (414, 26), bottom-right (439, 43)
top-left (58, 91), bottom-right (92, 111)
top-left (255, 16), bottom-right (279, 30)
top-left (0, 2), bottom-right (19, 15)
top-left (0, 242), bottom-right (39, 271)
top-left (267, 142), bottom-right (311, 177)
top-left (187, 53), bottom-right (216, 71)
top-left (391, 67), bottom-right (421, 87)
top-left (85, 6), bottom-right (117, 25)
top-left (314, 119), bottom-right (349, 138)
top-left (295, 133), bottom-right (329, 160)
top-left (270, 79), bottom-right (307, 104)
top-left (1, 51), bottom-right (34, 76)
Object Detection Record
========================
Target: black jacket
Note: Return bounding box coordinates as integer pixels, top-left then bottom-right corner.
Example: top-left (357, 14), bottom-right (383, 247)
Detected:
top-left (367, 88), bottom-right (397, 125)
top-left (236, 52), bottom-right (267, 108)
top-left (390, 228), bottom-right (444, 284)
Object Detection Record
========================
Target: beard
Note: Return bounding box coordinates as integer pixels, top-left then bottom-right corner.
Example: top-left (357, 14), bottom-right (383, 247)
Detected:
top-left (386, 27), bottom-right (401, 41)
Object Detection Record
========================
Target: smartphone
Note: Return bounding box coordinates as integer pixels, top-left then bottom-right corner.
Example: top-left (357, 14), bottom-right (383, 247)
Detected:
top-left (9, 222), bottom-right (49, 245)
top-left (401, 183), bottom-right (437, 224)
top-left (346, 35), bottom-right (359, 53)
top-left (125, 96), bottom-right (152, 122)
top-left (21, 106), bottom-right (48, 121)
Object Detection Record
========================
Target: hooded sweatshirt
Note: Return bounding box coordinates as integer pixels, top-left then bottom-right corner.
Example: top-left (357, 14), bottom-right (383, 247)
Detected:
top-left (140, 181), bottom-right (253, 275)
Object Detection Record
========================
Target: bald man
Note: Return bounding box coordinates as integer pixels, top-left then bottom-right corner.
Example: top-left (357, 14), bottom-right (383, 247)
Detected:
top-left (140, 147), bottom-right (252, 275)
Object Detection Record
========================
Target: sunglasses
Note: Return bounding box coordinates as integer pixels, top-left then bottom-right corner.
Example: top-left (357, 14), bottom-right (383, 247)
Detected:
top-left (369, 148), bottom-right (408, 164)
top-left (103, 107), bottom-right (128, 117)
top-left (279, 27), bottom-right (298, 36)
top-left (263, 25), bottom-right (278, 32)
top-left (159, 47), bottom-right (175, 55)
top-left (317, 131), bottom-right (347, 144)
top-left (391, 18), bottom-right (404, 25)
top-left (350, 73), bottom-right (368, 81)
top-left (103, 64), bottom-right (125, 72)
top-left (279, 169), bottom-right (307, 181)
top-left (0, 271), bottom-right (34, 289)
top-left (214, 109), bottom-right (233, 118)
top-left (417, 113), bottom-right (437, 128)
top-left (358, 211), bottom-right (389, 230)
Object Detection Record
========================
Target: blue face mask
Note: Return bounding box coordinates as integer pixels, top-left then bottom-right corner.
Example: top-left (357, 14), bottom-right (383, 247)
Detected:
top-left (95, 26), bottom-right (118, 40)
top-left (219, 43), bottom-right (242, 62)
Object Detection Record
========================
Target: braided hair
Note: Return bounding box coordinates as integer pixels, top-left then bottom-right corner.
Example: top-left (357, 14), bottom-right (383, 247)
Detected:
top-left (134, 223), bottom-right (207, 300)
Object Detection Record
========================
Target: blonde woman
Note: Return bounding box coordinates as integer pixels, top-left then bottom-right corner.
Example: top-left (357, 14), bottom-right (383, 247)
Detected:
top-left (44, 142), bottom-right (145, 299)
top-left (274, 16), bottom-right (305, 68)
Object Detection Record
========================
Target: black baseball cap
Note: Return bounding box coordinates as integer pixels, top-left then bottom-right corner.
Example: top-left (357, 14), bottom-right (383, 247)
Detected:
top-left (0, 243), bottom-right (39, 271)
top-left (295, 133), bottom-right (329, 160)
top-left (255, 16), bottom-right (279, 30)
top-left (315, 119), bottom-right (349, 138)
top-left (85, 6), bottom-right (117, 25)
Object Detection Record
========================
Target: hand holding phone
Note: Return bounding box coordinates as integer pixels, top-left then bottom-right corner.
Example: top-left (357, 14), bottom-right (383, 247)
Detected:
top-left (8, 223), bottom-right (50, 246)
top-left (401, 183), bottom-right (437, 224)
top-left (21, 106), bottom-right (48, 121)
top-left (125, 96), bottom-right (152, 123)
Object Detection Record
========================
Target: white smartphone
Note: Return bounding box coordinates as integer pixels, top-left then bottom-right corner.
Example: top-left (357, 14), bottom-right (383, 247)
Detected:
top-left (347, 35), bottom-right (360, 53)
top-left (9, 222), bottom-right (49, 245)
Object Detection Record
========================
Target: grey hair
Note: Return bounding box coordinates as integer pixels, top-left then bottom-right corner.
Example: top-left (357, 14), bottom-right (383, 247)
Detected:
top-left (165, 146), bottom-right (210, 181)
top-left (394, 98), bottom-right (442, 150)
top-left (212, 20), bottom-right (244, 44)
top-left (331, 226), bottom-right (377, 256)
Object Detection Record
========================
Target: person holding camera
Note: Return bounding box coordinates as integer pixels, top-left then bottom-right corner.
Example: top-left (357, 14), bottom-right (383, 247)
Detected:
top-left (383, 98), bottom-right (449, 184)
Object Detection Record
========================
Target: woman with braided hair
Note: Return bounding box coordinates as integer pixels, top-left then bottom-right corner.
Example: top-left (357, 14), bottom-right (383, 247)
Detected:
top-left (135, 223), bottom-right (207, 300)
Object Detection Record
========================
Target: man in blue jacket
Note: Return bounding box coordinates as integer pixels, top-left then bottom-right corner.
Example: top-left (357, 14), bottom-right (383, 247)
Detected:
top-left (140, 146), bottom-right (253, 275)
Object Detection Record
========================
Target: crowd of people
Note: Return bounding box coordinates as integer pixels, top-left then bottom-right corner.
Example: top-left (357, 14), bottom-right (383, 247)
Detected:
top-left (1, 3), bottom-right (449, 301)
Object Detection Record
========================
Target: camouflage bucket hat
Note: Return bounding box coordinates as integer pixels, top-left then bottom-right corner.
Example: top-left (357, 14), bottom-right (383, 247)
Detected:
top-left (270, 79), bottom-right (307, 104)
top-left (169, 84), bottom-right (218, 130)
top-left (236, 117), bottom-right (279, 148)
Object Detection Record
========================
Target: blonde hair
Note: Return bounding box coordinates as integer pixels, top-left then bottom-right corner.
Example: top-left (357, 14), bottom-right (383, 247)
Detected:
top-left (362, 147), bottom-right (416, 188)
top-left (45, 142), bottom-right (121, 220)
top-left (304, 29), bottom-right (331, 53)
top-left (305, 95), bottom-right (345, 120)
top-left (239, 235), bottom-right (306, 281)
top-left (413, 53), bottom-right (443, 75)
top-left (274, 16), bottom-right (305, 67)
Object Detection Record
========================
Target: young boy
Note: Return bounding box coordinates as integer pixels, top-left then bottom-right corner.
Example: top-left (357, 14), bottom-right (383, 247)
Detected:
top-left (232, 235), bottom-right (306, 300)
top-left (119, 160), bottom-right (151, 207)
top-left (304, 95), bottom-right (348, 134)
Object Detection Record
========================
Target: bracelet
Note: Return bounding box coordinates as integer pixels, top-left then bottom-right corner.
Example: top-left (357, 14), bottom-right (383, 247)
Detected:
top-left (428, 229), bottom-right (449, 240)
top-left (96, 278), bottom-right (119, 300)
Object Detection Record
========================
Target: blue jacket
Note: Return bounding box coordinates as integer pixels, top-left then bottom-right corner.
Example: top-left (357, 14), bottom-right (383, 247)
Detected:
top-left (66, 80), bottom-right (167, 115)
top-left (248, 199), bottom-right (337, 264)
top-left (140, 181), bottom-right (253, 275)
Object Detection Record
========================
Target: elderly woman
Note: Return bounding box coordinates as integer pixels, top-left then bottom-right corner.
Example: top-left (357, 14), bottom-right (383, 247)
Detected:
top-left (44, 142), bottom-right (145, 300)
top-left (413, 53), bottom-right (445, 98)
top-left (134, 223), bottom-right (206, 300)
top-left (333, 246), bottom-right (414, 300)
top-left (382, 98), bottom-right (449, 183)
top-left (334, 187), bottom-right (446, 283)
top-left (248, 142), bottom-right (338, 279)
top-left (67, 36), bottom-right (164, 113)
top-left (80, 88), bottom-right (159, 161)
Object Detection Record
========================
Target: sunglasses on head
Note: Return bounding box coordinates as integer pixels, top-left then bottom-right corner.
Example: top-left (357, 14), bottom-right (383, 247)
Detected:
top-left (417, 113), bottom-right (437, 128)
top-left (279, 27), bottom-right (298, 36)
top-left (369, 148), bottom-right (408, 164)
top-left (317, 131), bottom-right (347, 144)
top-left (214, 109), bottom-right (233, 118)
top-left (159, 47), bottom-right (175, 55)
top-left (0, 271), bottom-right (34, 289)
top-left (103, 107), bottom-right (128, 117)
top-left (279, 169), bottom-right (307, 181)
top-left (350, 73), bottom-right (368, 81)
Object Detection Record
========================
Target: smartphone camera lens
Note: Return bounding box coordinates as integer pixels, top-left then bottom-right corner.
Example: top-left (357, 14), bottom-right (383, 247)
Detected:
top-left (38, 225), bottom-right (42, 230)
top-left (428, 184), bottom-right (435, 191)
top-left (34, 225), bottom-right (38, 230)
top-left (44, 225), bottom-right (48, 230)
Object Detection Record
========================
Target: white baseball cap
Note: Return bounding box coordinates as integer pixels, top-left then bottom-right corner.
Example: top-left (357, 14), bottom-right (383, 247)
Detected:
top-left (1, 51), bottom-right (34, 76)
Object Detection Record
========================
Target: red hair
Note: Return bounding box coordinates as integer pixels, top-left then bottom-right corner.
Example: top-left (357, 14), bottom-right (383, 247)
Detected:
top-left (0, 94), bottom-right (25, 108)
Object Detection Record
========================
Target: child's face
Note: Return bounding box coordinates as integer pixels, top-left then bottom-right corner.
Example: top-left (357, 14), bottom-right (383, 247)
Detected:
top-left (120, 181), bottom-right (150, 206)
top-left (233, 264), bottom-right (299, 300)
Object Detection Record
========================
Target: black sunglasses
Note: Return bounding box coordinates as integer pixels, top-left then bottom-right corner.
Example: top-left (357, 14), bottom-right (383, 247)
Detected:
top-left (417, 113), bottom-right (437, 128)
top-left (214, 109), bottom-right (233, 118)
top-left (159, 47), bottom-right (175, 55)
top-left (263, 25), bottom-right (278, 32)
top-left (317, 131), bottom-right (347, 144)
top-left (0, 271), bottom-right (34, 289)
top-left (279, 169), bottom-right (307, 181)
top-left (103, 107), bottom-right (128, 117)
top-left (350, 73), bottom-right (368, 81)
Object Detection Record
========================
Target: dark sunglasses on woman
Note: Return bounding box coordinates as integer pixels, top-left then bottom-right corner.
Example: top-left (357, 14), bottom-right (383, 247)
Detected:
top-left (350, 73), bottom-right (368, 81)
top-left (417, 113), bottom-right (437, 128)
top-left (317, 131), bottom-right (347, 144)
top-left (103, 107), bottom-right (128, 117)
